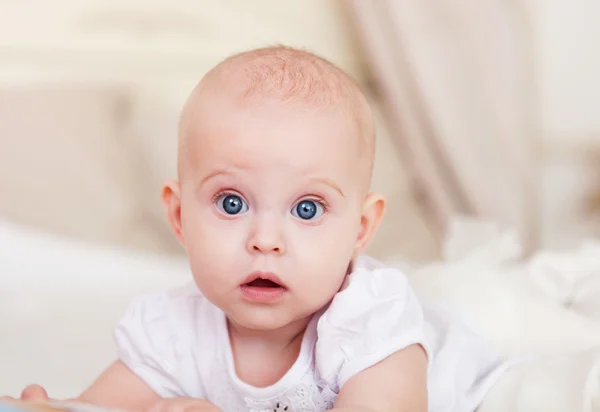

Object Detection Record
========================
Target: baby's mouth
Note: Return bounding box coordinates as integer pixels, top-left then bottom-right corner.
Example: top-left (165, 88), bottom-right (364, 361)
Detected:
top-left (240, 271), bottom-right (287, 301)
top-left (244, 278), bottom-right (282, 288)
top-left (240, 274), bottom-right (287, 302)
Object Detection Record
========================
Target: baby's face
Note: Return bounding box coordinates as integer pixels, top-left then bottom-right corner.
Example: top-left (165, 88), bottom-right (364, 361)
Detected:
top-left (170, 98), bottom-right (377, 331)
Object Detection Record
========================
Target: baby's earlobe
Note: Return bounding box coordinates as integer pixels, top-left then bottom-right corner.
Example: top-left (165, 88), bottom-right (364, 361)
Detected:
top-left (161, 181), bottom-right (185, 245)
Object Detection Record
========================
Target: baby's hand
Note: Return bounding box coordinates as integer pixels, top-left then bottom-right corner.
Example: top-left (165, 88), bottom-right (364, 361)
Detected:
top-left (147, 398), bottom-right (221, 412)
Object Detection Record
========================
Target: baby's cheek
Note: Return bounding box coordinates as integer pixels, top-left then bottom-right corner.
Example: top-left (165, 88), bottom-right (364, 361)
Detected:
top-left (187, 224), bottom-right (246, 292)
top-left (310, 217), bottom-right (357, 253)
top-left (296, 223), bottom-right (355, 278)
top-left (193, 220), bottom-right (246, 259)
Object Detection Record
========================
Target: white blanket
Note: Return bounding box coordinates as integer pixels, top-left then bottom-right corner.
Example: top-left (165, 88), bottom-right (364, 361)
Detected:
top-left (0, 220), bottom-right (189, 398)
top-left (528, 241), bottom-right (600, 322)
top-left (395, 217), bottom-right (600, 411)
top-left (399, 218), bottom-right (600, 358)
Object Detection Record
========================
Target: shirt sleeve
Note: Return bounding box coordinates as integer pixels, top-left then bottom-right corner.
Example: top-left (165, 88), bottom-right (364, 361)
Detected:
top-left (315, 265), bottom-right (432, 392)
top-left (114, 289), bottom-right (190, 398)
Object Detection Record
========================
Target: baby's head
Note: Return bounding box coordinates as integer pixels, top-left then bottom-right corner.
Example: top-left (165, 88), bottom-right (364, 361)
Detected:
top-left (162, 46), bottom-right (386, 331)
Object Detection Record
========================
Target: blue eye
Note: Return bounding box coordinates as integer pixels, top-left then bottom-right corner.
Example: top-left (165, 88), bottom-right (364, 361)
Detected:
top-left (216, 194), bottom-right (248, 215)
top-left (291, 200), bottom-right (324, 220)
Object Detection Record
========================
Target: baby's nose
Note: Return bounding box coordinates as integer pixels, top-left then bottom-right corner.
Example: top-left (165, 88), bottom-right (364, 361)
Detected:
top-left (247, 221), bottom-right (285, 255)
top-left (252, 243), bottom-right (283, 254)
top-left (248, 235), bottom-right (285, 255)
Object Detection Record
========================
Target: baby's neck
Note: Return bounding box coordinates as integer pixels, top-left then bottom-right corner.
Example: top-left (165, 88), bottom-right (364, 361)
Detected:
top-left (228, 316), bottom-right (309, 347)
top-left (227, 316), bottom-right (311, 388)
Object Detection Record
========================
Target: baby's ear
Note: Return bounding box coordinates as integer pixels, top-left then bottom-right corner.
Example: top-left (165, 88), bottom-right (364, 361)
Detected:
top-left (162, 180), bottom-right (185, 245)
top-left (354, 192), bottom-right (386, 256)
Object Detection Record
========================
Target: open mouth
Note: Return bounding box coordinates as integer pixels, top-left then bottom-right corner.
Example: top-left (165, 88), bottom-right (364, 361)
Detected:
top-left (240, 272), bottom-right (287, 302)
top-left (244, 278), bottom-right (282, 288)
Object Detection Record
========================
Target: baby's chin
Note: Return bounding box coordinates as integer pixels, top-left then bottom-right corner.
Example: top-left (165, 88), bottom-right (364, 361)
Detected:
top-left (225, 305), bottom-right (315, 333)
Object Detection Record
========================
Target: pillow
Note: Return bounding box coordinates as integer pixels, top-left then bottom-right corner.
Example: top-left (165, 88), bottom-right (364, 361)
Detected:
top-left (0, 219), bottom-right (189, 294)
top-left (0, 219), bottom-right (190, 398)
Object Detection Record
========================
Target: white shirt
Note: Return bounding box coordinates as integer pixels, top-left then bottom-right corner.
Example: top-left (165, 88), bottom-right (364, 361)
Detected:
top-left (114, 256), bottom-right (511, 412)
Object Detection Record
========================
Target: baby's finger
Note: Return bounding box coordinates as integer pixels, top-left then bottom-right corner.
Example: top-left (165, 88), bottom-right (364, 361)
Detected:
top-left (20, 385), bottom-right (49, 401)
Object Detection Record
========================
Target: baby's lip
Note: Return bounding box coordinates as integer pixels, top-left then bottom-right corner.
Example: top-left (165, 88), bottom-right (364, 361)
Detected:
top-left (241, 271), bottom-right (287, 289)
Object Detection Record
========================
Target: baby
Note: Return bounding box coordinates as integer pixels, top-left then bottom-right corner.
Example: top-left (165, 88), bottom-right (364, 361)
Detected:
top-left (14, 46), bottom-right (511, 412)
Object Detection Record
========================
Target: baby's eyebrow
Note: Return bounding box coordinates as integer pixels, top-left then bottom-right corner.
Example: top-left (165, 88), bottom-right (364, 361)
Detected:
top-left (311, 177), bottom-right (345, 198)
top-left (199, 169), bottom-right (235, 186)
top-left (199, 169), bottom-right (344, 197)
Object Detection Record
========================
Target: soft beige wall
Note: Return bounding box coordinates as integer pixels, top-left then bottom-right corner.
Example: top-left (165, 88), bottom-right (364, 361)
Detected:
top-left (0, 1), bottom-right (366, 86)
top-left (537, 0), bottom-right (600, 139)
top-left (533, 0), bottom-right (600, 247)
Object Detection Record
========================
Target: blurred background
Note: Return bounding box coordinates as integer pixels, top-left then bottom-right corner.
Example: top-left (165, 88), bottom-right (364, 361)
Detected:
top-left (0, 0), bottom-right (598, 262)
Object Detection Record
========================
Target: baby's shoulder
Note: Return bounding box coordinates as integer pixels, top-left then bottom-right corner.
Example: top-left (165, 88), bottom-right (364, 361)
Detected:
top-left (325, 255), bottom-right (417, 313)
top-left (113, 283), bottom-right (218, 397)
top-left (315, 255), bottom-right (427, 391)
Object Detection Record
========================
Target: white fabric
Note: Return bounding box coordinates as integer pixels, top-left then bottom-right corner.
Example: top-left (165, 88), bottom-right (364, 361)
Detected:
top-left (114, 255), bottom-right (509, 412)
top-left (0, 219), bottom-right (190, 295)
top-left (403, 217), bottom-right (600, 359)
top-left (478, 347), bottom-right (600, 412)
top-left (399, 218), bottom-right (600, 411)
top-left (0, 219), bottom-right (189, 399)
top-left (528, 240), bottom-right (600, 322)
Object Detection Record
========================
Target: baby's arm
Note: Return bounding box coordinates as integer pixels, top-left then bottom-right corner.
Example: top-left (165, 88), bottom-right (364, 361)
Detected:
top-left (77, 360), bottom-right (161, 412)
top-left (17, 361), bottom-right (219, 412)
top-left (333, 344), bottom-right (428, 412)
top-left (80, 361), bottom-right (219, 412)
top-left (14, 361), bottom-right (161, 411)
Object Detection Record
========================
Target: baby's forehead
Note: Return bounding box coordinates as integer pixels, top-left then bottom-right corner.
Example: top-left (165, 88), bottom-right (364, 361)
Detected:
top-left (178, 46), bottom-right (375, 187)
top-left (194, 100), bottom-right (361, 167)
top-left (192, 125), bottom-right (366, 200)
